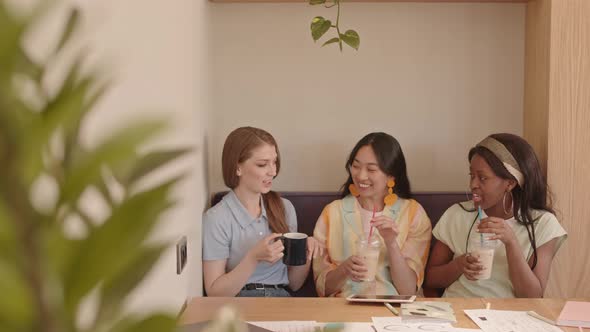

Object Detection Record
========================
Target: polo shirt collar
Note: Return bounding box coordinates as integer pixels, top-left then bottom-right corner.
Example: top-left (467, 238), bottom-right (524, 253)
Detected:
top-left (224, 190), bottom-right (268, 229)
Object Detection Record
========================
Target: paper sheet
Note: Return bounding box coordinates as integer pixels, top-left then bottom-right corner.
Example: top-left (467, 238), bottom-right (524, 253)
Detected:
top-left (248, 321), bottom-right (318, 332)
top-left (372, 317), bottom-right (481, 332)
top-left (464, 310), bottom-right (564, 332)
top-left (247, 319), bottom-right (483, 332)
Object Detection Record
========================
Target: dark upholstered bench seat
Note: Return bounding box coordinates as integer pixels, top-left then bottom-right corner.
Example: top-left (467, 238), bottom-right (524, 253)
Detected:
top-left (210, 191), bottom-right (466, 297)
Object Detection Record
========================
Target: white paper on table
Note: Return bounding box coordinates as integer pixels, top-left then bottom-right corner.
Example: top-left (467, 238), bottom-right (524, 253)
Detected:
top-left (247, 321), bottom-right (318, 332)
top-left (464, 310), bottom-right (564, 332)
top-left (372, 317), bottom-right (481, 332)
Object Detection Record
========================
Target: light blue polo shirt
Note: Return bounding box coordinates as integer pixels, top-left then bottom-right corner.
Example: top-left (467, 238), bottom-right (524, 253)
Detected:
top-left (202, 190), bottom-right (297, 285)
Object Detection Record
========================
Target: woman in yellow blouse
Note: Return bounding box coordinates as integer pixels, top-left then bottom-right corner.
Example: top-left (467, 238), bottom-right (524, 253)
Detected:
top-left (313, 132), bottom-right (432, 297)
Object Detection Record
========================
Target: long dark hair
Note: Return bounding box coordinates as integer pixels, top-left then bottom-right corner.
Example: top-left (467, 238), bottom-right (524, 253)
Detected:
top-left (340, 132), bottom-right (412, 199)
top-left (221, 127), bottom-right (289, 234)
top-left (467, 133), bottom-right (554, 269)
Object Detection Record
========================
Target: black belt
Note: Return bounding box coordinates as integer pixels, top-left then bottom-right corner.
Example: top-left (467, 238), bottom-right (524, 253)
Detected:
top-left (242, 283), bottom-right (286, 291)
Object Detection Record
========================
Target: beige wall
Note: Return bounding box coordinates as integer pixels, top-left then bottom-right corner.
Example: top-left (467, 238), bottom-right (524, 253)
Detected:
top-left (208, 3), bottom-right (525, 194)
top-left (74, 0), bottom-right (209, 310)
top-left (17, 0), bottom-right (209, 313)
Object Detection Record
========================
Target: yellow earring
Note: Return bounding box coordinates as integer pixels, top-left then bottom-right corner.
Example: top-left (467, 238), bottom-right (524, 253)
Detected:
top-left (384, 179), bottom-right (398, 206)
top-left (349, 183), bottom-right (360, 197)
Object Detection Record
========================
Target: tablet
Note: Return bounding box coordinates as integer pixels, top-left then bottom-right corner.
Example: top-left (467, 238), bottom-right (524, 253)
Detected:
top-left (346, 294), bottom-right (416, 303)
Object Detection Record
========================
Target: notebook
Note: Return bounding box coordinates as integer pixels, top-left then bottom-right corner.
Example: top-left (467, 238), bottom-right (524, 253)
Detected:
top-left (556, 301), bottom-right (590, 328)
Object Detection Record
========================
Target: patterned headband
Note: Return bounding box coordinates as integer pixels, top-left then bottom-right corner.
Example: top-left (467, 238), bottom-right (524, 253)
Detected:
top-left (476, 136), bottom-right (524, 187)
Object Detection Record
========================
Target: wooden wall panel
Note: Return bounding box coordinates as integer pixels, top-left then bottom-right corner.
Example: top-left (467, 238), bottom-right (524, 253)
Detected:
top-left (524, 0), bottom-right (550, 175)
top-left (544, 0), bottom-right (590, 298)
top-left (525, 0), bottom-right (590, 297)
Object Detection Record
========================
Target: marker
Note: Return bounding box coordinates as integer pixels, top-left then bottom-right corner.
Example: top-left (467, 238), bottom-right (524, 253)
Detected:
top-left (384, 302), bottom-right (399, 316)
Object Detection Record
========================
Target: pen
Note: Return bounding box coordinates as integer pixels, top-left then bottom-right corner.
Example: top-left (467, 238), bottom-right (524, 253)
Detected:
top-left (526, 311), bottom-right (556, 325)
top-left (384, 302), bottom-right (399, 316)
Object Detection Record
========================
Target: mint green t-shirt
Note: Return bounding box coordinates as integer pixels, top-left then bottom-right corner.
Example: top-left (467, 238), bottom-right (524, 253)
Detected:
top-left (432, 201), bottom-right (567, 298)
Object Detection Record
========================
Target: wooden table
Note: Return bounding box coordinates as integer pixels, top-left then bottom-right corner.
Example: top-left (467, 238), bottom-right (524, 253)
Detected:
top-left (179, 297), bottom-right (586, 331)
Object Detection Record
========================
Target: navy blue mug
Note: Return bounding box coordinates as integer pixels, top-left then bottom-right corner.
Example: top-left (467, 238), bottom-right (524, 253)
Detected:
top-left (282, 232), bottom-right (308, 266)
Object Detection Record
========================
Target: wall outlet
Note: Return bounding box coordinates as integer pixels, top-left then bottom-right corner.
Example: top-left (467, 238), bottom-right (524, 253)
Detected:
top-left (176, 236), bottom-right (187, 275)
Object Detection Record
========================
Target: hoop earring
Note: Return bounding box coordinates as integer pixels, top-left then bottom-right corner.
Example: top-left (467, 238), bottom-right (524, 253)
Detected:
top-left (384, 179), bottom-right (398, 206)
top-left (348, 184), bottom-right (360, 197)
top-left (503, 191), bottom-right (514, 215)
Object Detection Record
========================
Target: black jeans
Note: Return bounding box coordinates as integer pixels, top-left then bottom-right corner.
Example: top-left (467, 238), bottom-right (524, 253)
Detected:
top-left (237, 287), bottom-right (291, 297)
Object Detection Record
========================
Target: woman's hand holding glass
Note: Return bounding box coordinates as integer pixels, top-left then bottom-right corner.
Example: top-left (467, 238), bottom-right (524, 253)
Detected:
top-left (342, 255), bottom-right (368, 282)
top-left (478, 217), bottom-right (517, 247)
top-left (457, 253), bottom-right (484, 280)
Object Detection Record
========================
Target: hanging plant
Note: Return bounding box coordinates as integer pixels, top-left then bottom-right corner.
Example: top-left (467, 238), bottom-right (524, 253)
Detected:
top-left (309, 0), bottom-right (360, 51)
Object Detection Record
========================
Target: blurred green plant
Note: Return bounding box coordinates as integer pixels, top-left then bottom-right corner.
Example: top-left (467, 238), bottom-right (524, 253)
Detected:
top-left (0, 2), bottom-right (189, 332)
top-left (309, 0), bottom-right (359, 51)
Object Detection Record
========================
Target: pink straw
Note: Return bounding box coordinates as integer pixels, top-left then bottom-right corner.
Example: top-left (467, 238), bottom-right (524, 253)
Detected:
top-left (368, 204), bottom-right (376, 240)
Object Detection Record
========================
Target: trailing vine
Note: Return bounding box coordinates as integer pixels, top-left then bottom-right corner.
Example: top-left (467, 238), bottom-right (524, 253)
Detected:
top-left (309, 0), bottom-right (360, 51)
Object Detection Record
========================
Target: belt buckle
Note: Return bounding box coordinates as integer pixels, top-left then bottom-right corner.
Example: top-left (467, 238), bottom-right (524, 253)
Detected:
top-left (255, 283), bottom-right (264, 290)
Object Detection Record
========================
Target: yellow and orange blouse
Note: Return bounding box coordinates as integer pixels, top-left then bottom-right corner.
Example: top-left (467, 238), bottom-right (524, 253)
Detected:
top-left (312, 195), bottom-right (432, 297)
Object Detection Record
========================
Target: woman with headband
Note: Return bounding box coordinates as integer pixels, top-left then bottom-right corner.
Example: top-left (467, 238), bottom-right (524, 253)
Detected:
top-left (425, 133), bottom-right (567, 297)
